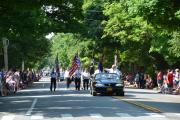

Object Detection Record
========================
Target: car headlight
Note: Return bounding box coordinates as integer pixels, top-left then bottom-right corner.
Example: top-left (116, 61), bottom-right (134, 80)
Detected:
top-left (95, 83), bottom-right (104, 87)
top-left (116, 83), bottom-right (123, 87)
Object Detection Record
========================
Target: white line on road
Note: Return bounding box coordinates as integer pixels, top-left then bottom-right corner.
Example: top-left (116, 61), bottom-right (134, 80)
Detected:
top-left (145, 113), bottom-right (165, 118)
top-left (175, 113), bottom-right (180, 116)
top-left (1, 115), bottom-right (15, 120)
top-left (26, 98), bottom-right (38, 116)
top-left (116, 113), bottom-right (132, 117)
top-left (31, 115), bottom-right (44, 119)
top-left (61, 114), bottom-right (73, 119)
top-left (90, 113), bottom-right (103, 118)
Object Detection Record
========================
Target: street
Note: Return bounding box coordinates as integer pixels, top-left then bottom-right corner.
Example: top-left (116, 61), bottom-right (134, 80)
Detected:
top-left (0, 77), bottom-right (180, 120)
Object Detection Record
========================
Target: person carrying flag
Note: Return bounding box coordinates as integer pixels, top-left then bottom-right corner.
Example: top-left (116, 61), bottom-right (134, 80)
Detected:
top-left (69, 54), bottom-right (81, 90)
top-left (74, 67), bottom-right (81, 91)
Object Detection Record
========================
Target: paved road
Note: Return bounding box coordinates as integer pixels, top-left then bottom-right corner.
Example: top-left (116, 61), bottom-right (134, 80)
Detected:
top-left (0, 77), bottom-right (179, 120)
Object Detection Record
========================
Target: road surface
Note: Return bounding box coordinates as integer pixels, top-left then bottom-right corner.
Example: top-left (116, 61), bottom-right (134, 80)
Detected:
top-left (0, 77), bottom-right (179, 120)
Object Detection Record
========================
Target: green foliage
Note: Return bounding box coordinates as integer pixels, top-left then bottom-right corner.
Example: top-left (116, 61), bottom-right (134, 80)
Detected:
top-left (125, 0), bottom-right (180, 29)
top-left (50, 33), bottom-right (94, 69)
top-left (102, 2), bottom-right (155, 68)
top-left (169, 32), bottom-right (180, 57)
top-left (1, 0), bottom-right (180, 72)
top-left (0, 0), bottom-right (83, 69)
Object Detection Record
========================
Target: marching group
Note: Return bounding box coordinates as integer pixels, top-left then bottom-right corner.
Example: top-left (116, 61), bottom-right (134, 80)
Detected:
top-left (49, 64), bottom-right (122, 92)
top-left (0, 69), bottom-right (42, 96)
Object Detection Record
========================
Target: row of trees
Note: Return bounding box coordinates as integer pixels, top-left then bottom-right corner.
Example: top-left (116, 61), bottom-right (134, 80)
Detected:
top-left (50, 0), bottom-right (180, 74)
top-left (1, 0), bottom-right (180, 74)
top-left (0, 0), bottom-right (83, 69)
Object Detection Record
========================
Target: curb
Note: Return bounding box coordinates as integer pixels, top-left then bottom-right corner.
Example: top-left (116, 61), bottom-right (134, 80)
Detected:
top-left (114, 96), bottom-right (162, 113)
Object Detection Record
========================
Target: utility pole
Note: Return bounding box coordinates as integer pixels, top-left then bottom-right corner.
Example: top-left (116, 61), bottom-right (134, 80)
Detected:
top-left (2, 37), bottom-right (9, 71)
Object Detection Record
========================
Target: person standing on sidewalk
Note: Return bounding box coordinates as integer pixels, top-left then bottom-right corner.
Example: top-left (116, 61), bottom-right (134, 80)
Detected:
top-left (134, 72), bottom-right (140, 88)
top-left (166, 69), bottom-right (174, 94)
top-left (50, 69), bottom-right (57, 92)
top-left (139, 71), bottom-right (145, 89)
top-left (157, 70), bottom-right (163, 93)
top-left (174, 69), bottom-right (180, 94)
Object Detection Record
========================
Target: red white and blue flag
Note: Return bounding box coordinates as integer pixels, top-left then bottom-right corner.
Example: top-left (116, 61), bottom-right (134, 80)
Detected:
top-left (69, 54), bottom-right (81, 77)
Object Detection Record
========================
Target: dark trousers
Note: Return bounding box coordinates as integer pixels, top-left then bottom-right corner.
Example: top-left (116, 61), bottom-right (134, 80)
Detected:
top-left (50, 78), bottom-right (56, 91)
top-left (75, 78), bottom-right (81, 90)
top-left (66, 78), bottom-right (71, 88)
top-left (140, 80), bottom-right (145, 89)
top-left (83, 79), bottom-right (89, 90)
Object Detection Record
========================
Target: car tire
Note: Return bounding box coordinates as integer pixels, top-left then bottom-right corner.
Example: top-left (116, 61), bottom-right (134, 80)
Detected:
top-left (117, 91), bottom-right (124, 96)
top-left (92, 89), bottom-right (97, 96)
top-left (120, 92), bottom-right (124, 96)
top-left (92, 91), bottom-right (97, 96)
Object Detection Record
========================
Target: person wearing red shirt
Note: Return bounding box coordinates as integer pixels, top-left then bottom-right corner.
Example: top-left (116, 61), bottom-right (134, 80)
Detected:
top-left (167, 69), bottom-right (173, 93)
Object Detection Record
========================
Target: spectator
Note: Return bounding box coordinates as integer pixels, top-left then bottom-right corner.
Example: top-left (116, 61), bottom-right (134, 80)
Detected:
top-left (134, 72), bottom-right (140, 88)
top-left (139, 71), bottom-right (145, 89)
top-left (166, 69), bottom-right (174, 94)
top-left (174, 69), bottom-right (180, 94)
top-left (146, 74), bottom-right (154, 89)
top-left (157, 70), bottom-right (163, 93)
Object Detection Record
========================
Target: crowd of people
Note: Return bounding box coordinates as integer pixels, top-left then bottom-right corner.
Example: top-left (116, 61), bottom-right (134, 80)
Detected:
top-left (1, 65), bottom-right (179, 96)
top-left (123, 68), bottom-right (180, 95)
top-left (156, 69), bottom-right (180, 95)
top-left (0, 69), bottom-right (42, 96)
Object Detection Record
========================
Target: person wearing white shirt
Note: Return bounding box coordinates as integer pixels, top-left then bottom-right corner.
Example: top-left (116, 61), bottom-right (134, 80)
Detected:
top-left (64, 69), bottom-right (70, 89)
top-left (105, 65), bottom-right (122, 77)
top-left (82, 69), bottom-right (90, 90)
top-left (94, 69), bottom-right (101, 75)
top-left (74, 68), bottom-right (81, 91)
top-left (50, 69), bottom-right (57, 92)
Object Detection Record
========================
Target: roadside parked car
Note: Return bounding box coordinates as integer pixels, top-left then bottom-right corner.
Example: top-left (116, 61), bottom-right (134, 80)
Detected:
top-left (90, 73), bottom-right (124, 96)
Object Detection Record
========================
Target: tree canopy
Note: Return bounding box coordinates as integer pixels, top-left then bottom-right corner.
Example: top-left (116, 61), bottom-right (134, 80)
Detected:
top-left (1, 0), bottom-right (180, 73)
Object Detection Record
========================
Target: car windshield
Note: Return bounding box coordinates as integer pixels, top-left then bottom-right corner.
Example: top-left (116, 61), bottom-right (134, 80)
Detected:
top-left (95, 73), bottom-right (121, 82)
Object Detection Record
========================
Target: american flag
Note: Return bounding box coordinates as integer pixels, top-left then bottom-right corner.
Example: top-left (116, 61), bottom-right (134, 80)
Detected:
top-left (69, 54), bottom-right (81, 77)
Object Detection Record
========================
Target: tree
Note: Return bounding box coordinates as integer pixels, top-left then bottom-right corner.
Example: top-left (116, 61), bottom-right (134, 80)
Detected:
top-left (0, 0), bottom-right (84, 69)
top-left (50, 33), bottom-right (94, 69)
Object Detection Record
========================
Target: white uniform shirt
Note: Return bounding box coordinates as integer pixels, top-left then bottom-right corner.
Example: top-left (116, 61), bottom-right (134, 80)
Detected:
top-left (82, 71), bottom-right (90, 79)
top-left (94, 69), bottom-right (101, 75)
top-left (51, 72), bottom-right (57, 78)
top-left (107, 68), bottom-right (122, 77)
top-left (64, 70), bottom-right (70, 79)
